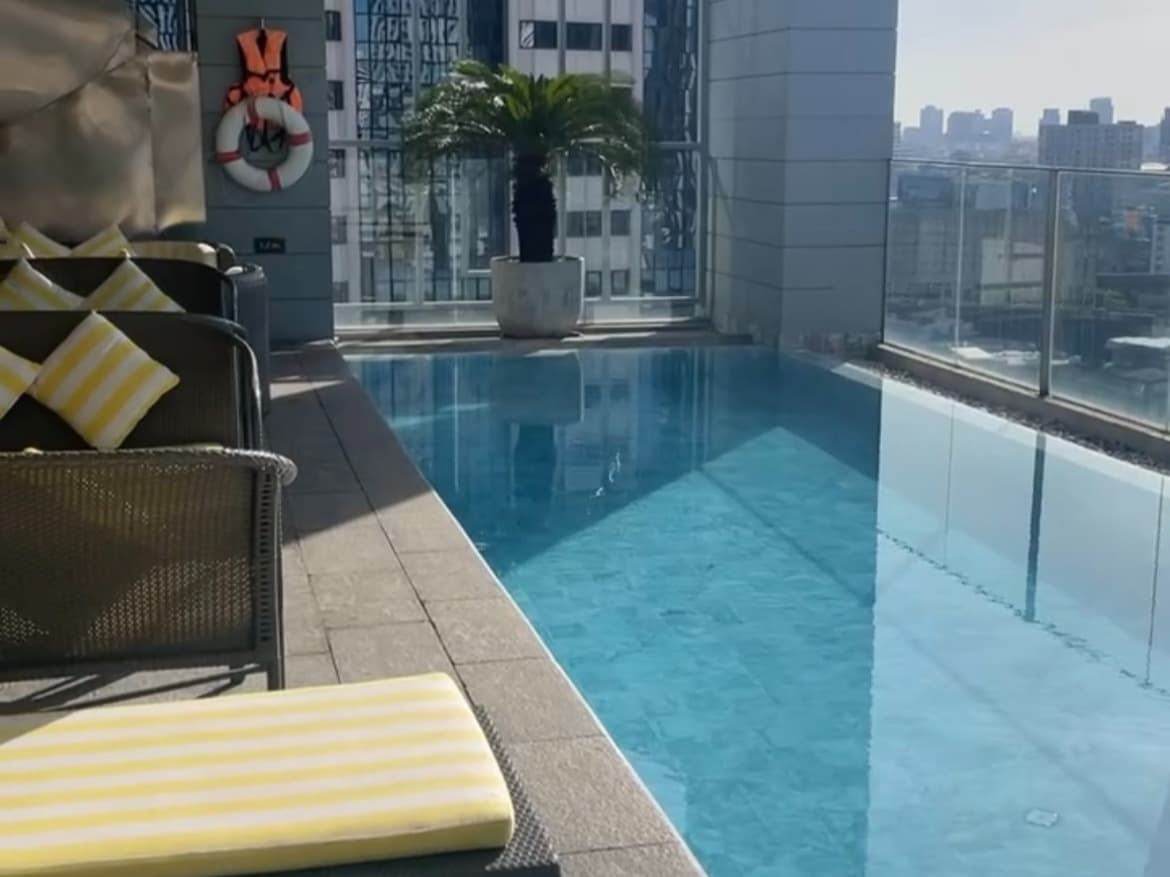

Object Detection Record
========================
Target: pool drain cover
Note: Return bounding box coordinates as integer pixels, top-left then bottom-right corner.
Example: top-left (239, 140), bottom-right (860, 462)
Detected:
top-left (1025, 809), bottom-right (1059, 828)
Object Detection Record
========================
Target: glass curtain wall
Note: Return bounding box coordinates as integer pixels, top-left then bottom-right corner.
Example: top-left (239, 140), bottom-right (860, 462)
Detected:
top-left (128, 0), bottom-right (194, 49)
top-left (328, 0), bottom-right (703, 329)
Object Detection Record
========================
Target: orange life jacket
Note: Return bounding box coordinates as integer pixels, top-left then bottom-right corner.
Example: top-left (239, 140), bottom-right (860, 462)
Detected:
top-left (224, 28), bottom-right (304, 113)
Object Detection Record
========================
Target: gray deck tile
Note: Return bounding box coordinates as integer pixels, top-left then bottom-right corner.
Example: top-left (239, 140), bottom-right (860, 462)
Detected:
top-left (328, 623), bottom-right (455, 682)
top-left (398, 548), bottom-right (506, 602)
top-left (284, 653), bottom-right (340, 688)
top-left (282, 571), bottom-right (329, 656)
top-left (310, 569), bottom-right (426, 627)
top-left (560, 844), bottom-right (704, 877)
top-left (428, 598), bottom-right (546, 664)
top-left (458, 658), bottom-right (601, 743)
top-left (289, 491), bottom-right (400, 574)
top-left (506, 737), bottom-right (678, 854)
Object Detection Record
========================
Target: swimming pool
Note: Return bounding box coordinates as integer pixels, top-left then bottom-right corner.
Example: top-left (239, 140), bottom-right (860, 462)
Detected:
top-left (351, 345), bottom-right (1170, 877)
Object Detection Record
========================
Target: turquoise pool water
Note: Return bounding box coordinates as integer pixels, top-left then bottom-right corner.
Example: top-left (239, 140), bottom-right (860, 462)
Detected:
top-left (351, 346), bottom-right (1170, 877)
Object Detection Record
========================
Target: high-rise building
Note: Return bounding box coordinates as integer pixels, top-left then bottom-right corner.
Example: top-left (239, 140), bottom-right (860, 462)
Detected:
top-left (920, 105), bottom-right (944, 144)
top-left (1038, 113), bottom-right (1144, 169)
top-left (1040, 108), bottom-right (1061, 129)
top-left (946, 110), bottom-right (985, 145)
top-left (1089, 97), bottom-right (1115, 126)
top-left (326, 0), bottom-right (698, 319)
top-left (1151, 220), bottom-right (1170, 274)
top-left (989, 108), bottom-right (1014, 144)
top-left (1161, 109), bottom-right (1170, 164)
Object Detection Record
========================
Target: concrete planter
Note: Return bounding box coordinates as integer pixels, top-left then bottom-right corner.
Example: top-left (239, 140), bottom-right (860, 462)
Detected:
top-left (490, 256), bottom-right (584, 338)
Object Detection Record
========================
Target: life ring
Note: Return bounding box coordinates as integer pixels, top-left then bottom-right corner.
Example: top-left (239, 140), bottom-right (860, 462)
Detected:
top-left (214, 97), bottom-right (314, 192)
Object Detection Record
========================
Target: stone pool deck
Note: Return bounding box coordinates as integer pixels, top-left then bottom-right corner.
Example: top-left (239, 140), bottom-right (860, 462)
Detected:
top-left (0, 343), bottom-right (703, 877)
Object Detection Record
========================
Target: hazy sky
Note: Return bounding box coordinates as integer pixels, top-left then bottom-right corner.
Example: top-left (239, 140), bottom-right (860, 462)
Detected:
top-left (896, 0), bottom-right (1169, 131)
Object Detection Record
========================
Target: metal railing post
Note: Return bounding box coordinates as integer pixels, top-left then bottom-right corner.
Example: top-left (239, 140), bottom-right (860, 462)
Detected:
top-left (952, 167), bottom-right (968, 352)
top-left (1038, 169), bottom-right (1061, 398)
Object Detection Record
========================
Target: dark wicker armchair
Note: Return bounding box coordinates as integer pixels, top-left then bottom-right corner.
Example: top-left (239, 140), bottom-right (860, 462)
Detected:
top-left (0, 447), bottom-right (295, 689)
top-left (0, 312), bottom-right (262, 451)
top-left (0, 258), bottom-right (237, 319)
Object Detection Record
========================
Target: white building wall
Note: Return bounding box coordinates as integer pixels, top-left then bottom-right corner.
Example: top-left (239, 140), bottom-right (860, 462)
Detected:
top-left (706, 0), bottom-right (897, 348)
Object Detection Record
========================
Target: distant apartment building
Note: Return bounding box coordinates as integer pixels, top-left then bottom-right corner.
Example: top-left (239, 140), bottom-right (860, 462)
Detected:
top-left (1089, 97), bottom-right (1115, 126)
top-left (946, 110), bottom-right (985, 145)
top-left (989, 108), bottom-right (1013, 145)
top-left (1161, 109), bottom-right (1170, 164)
top-left (1152, 221), bottom-right (1170, 275)
top-left (1040, 108), bottom-right (1061, 128)
top-left (325, 0), bottom-right (697, 319)
top-left (1038, 112), bottom-right (1143, 170)
top-left (920, 105), bottom-right (944, 144)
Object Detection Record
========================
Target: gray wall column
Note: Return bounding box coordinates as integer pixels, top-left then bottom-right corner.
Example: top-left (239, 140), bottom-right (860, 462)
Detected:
top-left (195, 0), bottom-right (334, 344)
top-left (705, 0), bottom-right (896, 349)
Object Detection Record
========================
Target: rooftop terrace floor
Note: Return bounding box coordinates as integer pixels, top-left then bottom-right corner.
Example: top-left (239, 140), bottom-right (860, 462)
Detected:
top-left (0, 343), bottom-right (702, 877)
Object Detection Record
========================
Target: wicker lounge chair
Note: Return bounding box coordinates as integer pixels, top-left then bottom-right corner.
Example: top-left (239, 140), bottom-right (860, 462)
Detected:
top-left (0, 446), bottom-right (293, 688)
top-left (0, 257), bottom-right (237, 319)
top-left (0, 312), bottom-right (262, 450)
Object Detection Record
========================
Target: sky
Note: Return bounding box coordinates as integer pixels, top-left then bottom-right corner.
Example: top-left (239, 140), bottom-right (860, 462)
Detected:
top-left (896, 0), bottom-right (1169, 132)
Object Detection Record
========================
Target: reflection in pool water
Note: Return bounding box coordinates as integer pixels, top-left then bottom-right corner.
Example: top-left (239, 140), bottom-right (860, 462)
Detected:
top-left (352, 346), bottom-right (1170, 877)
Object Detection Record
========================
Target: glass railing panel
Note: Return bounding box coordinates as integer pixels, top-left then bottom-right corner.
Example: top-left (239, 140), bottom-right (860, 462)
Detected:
top-left (1050, 171), bottom-right (1170, 428)
top-left (885, 161), bottom-right (1051, 389)
top-left (331, 145), bottom-right (699, 329)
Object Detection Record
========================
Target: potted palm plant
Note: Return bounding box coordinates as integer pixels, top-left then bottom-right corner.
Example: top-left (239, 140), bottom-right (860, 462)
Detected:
top-left (407, 60), bottom-right (649, 338)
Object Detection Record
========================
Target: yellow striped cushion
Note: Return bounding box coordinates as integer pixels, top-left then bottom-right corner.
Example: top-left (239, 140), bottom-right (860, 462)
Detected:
top-left (0, 674), bottom-right (515, 877)
top-left (87, 260), bottom-right (184, 313)
top-left (29, 312), bottom-right (179, 449)
top-left (0, 346), bottom-right (38, 419)
top-left (71, 225), bottom-right (132, 258)
top-left (0, 260), bottom-right (85, 310)
top-left (13, 222), bottom-right (69, 258)
top-left (13, 223), bottom-right (130, 259)
top-left (132, 240), bottom-right (220, 267)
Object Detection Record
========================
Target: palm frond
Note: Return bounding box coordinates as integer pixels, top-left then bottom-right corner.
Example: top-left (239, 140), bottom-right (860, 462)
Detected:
top-left (406, 60), bottom-right (651, 185)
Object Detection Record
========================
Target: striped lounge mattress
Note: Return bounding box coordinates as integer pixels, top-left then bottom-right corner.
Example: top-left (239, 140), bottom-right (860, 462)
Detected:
top-left (0, 674), bottom-right (515, 876)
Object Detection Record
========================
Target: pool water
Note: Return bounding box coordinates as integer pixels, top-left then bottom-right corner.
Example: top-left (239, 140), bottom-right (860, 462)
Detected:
top-left (351, 346), bottom-right (1170, 877)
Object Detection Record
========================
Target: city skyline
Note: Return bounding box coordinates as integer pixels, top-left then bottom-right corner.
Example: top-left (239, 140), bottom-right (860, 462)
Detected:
top-left (897, 0), bottom-right (1168, 127)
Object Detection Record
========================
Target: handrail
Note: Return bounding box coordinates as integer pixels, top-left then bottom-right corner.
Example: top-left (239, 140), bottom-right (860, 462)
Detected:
top-left (892, 156), bottom-right (1170, 180)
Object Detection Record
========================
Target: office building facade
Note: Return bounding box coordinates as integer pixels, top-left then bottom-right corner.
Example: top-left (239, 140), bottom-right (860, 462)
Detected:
top-left (325, 0), bottom-right (699, 325)
top-left (1038, 113), bottom-right (1144, 170)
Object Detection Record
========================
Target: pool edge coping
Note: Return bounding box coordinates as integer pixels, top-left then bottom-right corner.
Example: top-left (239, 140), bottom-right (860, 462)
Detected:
top-left (295, 343), bottom-right (708, 876)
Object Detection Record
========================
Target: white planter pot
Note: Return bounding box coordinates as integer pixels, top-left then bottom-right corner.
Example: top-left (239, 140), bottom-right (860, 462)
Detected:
top-left (491, 256), bottom-right (584, 338)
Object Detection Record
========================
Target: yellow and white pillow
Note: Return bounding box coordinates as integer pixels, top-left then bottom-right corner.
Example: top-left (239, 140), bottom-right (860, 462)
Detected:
top-left (132, 240), bottom-right (220, 267)
top-left (71, 225), bottom-right (133, 258)
top-left (30, 313), bottom-right (180, 449)
top-left (14, 222), bottom-right (130, 259)
top-left (0, 260), bottom-right (85, 310)
top-left (87, 260), bottom-right (184, 313)
top-left (0, 345), bottom-right (38, 419)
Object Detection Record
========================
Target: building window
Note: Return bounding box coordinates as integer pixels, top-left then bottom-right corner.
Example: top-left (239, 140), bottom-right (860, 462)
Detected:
top-left (566, 22), bottom-right (603, 51)
top-left (519, 20), bottom-right (558, 49)
top-left (611, 210), bottom-right (632, 236)
top-left (586, 270), bottom-right (603, 298)
top-left (611, 269), bottom-right (630, 296)
top-left (331, 216), bottom-right (348, 244)
top-left (327, 80), bottom-right (345, 110)
top-left (611, 24), bottom-right (633, 52)
top-left (333, 281), bottom-right (349, 303)
top-left (565, 210), bottom-right (603, 238)
top-left (328, 148), bottom-right (346, 178)
top-left (325, 10), bottom-right (342, 41)
top-left (567, 153), bottom-right (603, 177)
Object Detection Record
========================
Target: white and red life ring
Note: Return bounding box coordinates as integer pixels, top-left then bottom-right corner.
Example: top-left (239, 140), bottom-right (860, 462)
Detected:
top-left (214, 97), bottom-right (314, 192)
